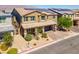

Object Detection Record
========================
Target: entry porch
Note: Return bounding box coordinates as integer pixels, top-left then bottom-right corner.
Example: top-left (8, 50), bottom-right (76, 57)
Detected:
top-left (20, 20), bottom-right (57, 37)
top-left (20, 25), bottom-right (57, 37)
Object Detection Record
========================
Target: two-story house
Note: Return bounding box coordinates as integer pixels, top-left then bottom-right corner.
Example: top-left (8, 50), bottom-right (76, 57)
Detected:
top-left (11, 8), bottom-right (57, 37)
top-left (0, 10), bottom-right (15, 40)
top-left (49, 8), bottom-right (74, 28)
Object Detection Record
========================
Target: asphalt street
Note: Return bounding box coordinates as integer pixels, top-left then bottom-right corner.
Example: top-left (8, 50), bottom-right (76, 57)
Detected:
top-left (29, 35), bottom-right (79, 54)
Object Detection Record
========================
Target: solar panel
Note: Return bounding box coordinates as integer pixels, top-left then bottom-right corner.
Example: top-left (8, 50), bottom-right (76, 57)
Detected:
top-left (49, 8), bottom-right (73, 14)
top-left (24, 8), bottom-right (56, 14)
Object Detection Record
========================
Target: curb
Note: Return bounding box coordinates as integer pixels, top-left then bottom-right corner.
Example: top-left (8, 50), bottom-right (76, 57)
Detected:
top-left (19, 33), bottom-right (79, 54)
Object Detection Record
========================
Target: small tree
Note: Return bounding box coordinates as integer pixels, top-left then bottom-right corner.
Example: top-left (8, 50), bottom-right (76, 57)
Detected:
top-left (63, 17), bottom-right (73, 31)
top-left (3, 32), bottom-right (13, 46)
top-left (25, 34), bottom-right (32, 47)
top-left (58, 17), bottom-right (73, 31)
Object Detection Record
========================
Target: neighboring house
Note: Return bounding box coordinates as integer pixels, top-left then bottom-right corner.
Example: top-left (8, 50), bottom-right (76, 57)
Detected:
top-left (0, 10), bottom-right (15, 40)
top-left (73, 10), bottom-right (79, 27)
top-left (11, 8), bottom-right (57, 37)
top-left (49, 8), bottom-right (74, 28)
top-left (49, 8), bottom-right (74, 20)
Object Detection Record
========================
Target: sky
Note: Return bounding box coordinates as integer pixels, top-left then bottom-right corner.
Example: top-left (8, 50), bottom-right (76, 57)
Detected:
top-left (0, 5), bottom-right (79, 9)
top-left (32, 5), bottom-right (79, 9)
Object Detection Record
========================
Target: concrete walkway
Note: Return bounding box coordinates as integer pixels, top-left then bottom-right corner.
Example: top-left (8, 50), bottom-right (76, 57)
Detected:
top-left (12, 34), bottom-right (27, 52)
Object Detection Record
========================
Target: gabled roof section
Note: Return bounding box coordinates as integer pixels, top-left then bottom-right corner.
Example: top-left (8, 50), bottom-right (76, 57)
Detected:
top-left (24, 8), bottom-right (57, 15)
top-left (14, 8), bottom-right (49, 16)
top-left (73, 9), bottom-right (79, 13)
top-left (14, 8), bottom-right (58, 16)
top-left (49, 8), bottom-right (74, 15)
top-left (14, 8), bottom-right (37, 16)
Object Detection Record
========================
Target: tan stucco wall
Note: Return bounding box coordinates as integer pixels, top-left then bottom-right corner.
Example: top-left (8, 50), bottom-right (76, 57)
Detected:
top-left (21, 11), bottom-right (57, 23)
top-left (47, 15), bottom-right (57, 22)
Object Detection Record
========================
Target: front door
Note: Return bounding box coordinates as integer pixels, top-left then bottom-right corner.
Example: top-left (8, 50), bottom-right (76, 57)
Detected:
top-left (27, 28), bottom-right (35, 35)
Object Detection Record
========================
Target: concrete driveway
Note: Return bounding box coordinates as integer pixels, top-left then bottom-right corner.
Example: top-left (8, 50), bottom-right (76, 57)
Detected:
top-left (47, 30), bottom-right (76, 40)
top-left (29, 34), bottom-right (79, 54)
top-left (71, 26), bottom-right (79, 33)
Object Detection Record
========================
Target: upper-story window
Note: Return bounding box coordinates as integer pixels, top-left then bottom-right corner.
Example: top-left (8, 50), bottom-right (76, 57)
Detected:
top-left (24, 17), bottom-right (28, 21)
top-left (68, 15), bottom-right (70, 17)
top-left (0, 16), bottom-right (6, 23)
top-left (64, 15), bottom-right (66, 17)
top-left (30, 16), bottom-right (35, 21)
top-left (41, 16), bottom-right (45, 20)
top-left (70, 15), bottom-right (73, 17)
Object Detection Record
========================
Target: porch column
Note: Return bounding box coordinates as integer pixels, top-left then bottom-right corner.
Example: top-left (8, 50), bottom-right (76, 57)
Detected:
top-left (42, 27), bottom-right (44, 33)
top-left (35, 28), bottom-right (38, 36)
top-left (11, 32), bottom-right (14, 36)
top-left (13, 29), bottom-right (16, 35)
top-left (52, 25), bottom-right (56, 31)
top-left (24, 29), bottom-right (27, 37)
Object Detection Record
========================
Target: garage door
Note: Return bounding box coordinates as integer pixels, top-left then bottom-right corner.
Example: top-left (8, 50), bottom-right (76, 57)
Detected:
top-left (44, 26), bottom-right (52, 31)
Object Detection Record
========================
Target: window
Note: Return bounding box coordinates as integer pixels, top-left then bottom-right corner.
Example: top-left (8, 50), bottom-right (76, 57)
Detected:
top-left (30, 16), bottom-right (35, 21)
top-left (64, 15), bottom-right (66, 17)
top-left (70, 15), bottom-right (72, 17)
top-left (24, 17), bottom-right (28, 21)
top-left (68, 15), bottom-right (70, 17)
top-left (0, 16), bottom-right (6, 23)
top-left (41, 16), bottom-right (45, 20)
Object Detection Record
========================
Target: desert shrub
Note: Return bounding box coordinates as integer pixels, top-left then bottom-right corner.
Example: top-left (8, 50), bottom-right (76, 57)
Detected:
top-left (37, 27), bottom-right (43, 33)
top-left (0, 52), bottom-right (1, 54)
top-left (33, 43), bottom-right (37, 46)
top-left (41, 33), bottom-right (47, 38)
top-left (0, 43), bottom-right (9, 51)
top-left (35, 36), bottom-right (39, 40)
top-left (46, 39), bottom-right (49, 41)
top-left (7, 48), bottom-right (18, 54)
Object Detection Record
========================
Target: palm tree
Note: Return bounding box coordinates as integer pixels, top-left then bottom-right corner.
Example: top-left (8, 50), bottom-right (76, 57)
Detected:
top-left (25, 34), bottom-right (32, 48)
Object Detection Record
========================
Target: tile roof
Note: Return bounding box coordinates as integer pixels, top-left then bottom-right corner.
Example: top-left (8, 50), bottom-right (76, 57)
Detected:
top-left (73, 9), bottom-right (79, 13)
top-left (24, 8), bottom-right (57, 15)
top-left (0, 24), bottom-right (15, 32)
top-left (21, 20), bottom-right (57, 29)
top-left (15, 8), bottom-right (57, 16)
top-left (15, 8), bottom-right (37, 16)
